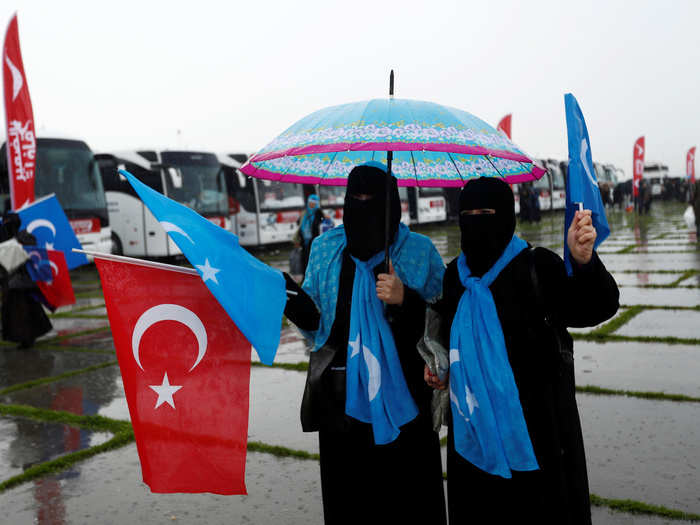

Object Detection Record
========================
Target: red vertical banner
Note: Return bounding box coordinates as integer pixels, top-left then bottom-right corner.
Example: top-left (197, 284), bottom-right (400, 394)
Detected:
top-left (497, 114), bottom-right (512, 139)
top-left (3, 13), bottom-right (36, 210)
top-left (633, 136), bottom-right (645, 198)
top-left (687, 147), bottom-right (696, 184)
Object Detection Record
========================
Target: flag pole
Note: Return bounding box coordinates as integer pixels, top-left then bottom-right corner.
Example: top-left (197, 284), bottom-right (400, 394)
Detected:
top-left (73, 249), bottom-right (300, 296)
top-left (72, 248), bottom-right (199, 276)
top-left (384, 69), bottom-right (395, 272)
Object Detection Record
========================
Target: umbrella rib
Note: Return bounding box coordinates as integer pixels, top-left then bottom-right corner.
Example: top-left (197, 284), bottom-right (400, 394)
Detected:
top-left (484, 154), bottom-right (504, 178)
top-left (321, 150), bottom-right (340, 184)
top-left (410, 151), bottom-right (418, 185)
top-left (446, 152), bottom-right (465, 183)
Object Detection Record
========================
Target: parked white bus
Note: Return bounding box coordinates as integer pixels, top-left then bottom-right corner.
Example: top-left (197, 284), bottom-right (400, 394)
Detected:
top-left (1, 133), bottom-right (111, 254)
top-left (404, 187), bottom-right (447, 224)
top-left (219, 154), bottom-right (305, 246)
top-left (96, 150), bottom-right (230, 257)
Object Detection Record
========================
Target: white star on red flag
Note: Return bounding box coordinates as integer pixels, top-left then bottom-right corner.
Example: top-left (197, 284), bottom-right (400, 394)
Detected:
top-left (149, 372), bottom-right (183, 409)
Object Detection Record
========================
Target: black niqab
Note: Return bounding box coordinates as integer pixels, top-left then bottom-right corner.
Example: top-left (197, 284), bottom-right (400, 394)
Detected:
top-left (343, 163), bottom-right (401, 262)
top-left (459, 177), bottom-right (516, 277)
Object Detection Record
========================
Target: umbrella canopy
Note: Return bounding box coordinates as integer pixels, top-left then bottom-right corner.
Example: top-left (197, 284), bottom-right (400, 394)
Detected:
top-left (241, 98), bottom-right (545, 186)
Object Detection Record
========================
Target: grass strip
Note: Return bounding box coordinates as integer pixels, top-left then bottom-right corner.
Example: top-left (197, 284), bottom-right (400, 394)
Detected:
top-left (40, 326), bottom-right (112, 345)
top-left (49, 313), bottom-right (108, 320)
top-left (247, 441), bottom-right (320, 461)
top-left (251, 361), bottom-right (308, 372)
top-left (73, 290), bottom-right (105, 299)
top-left (0, 361), bottom-right (118, 396)
top-left (619, 304), bottom-right (700, 311)
top-left (589, 494), bottom-right (700, 521)
top-left (589, 306), bottom-right (644, 336)
top-left (614, 245), bottom-right (638, 254)
top-left (55, 302), bottom-right (106, 315)
top-left (573, 332), bottom-right (700, 345)
top-left (32, 344), bottom-right (114, 355)
top-left (576, 385), bottom-right (700, 403)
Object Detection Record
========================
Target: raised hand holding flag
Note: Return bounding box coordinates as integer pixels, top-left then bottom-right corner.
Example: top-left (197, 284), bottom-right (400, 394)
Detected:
top-left (563, 94), bottom-right (610, 274)
top-left (120, 170), bottom-right (286, 365)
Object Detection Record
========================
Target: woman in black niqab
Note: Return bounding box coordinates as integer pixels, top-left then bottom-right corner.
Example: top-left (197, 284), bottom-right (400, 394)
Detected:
top-left (283, 163), bottom-right (447, 525)
top-left (431, 176), bottom-right (620, 525)
top-left (343, 162), bottom-right (401, 263)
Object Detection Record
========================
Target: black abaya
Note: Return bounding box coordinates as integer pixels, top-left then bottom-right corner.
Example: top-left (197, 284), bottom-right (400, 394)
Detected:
top-left (435, 247), bottom-right (619, 525)
top-left (284, 249), bottom-right (446, 525)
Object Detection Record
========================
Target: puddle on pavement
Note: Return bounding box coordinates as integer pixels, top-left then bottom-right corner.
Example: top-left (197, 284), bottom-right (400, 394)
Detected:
top-left (614, 309), bottom-right (700, 339)
top-left (579, 394), bottom-right (700, 515)
top-left (0, 349), bottom-right (114, 391)
top-left (575, 341), bottom-right (700, 397)
top-left (41, 317), bottom-right (110, 341)
top-left (618, 287), bottom-right (700, 307)
top-left (0, 416), bottom-right (111, 481)
top-left (0, 444), bottom-right (323, 525)
top-left (3, 364), bottom-right (123, 421)
top-left (50, 331), bottom-right (114, 351)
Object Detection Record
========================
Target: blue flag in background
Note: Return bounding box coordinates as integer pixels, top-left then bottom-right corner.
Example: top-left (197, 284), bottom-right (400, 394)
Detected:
top-left (564, 94), bottom-right (610, 275)
top-left (23, 245), bottom-right (52, 282)
top-left (16, 195), bottom-right (88, 270)
top-left (120, 169), bottom-right (286, 365)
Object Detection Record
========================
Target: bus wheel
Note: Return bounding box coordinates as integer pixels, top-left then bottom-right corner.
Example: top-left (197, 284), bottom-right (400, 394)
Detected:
top-left (111, 233), bottom-right (123, 255)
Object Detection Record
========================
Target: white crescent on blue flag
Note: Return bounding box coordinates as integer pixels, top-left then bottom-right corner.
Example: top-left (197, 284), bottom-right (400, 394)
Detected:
top-left (16, 194), bottom-right (88, 270)
top-left (564, 93), bottom-right (610, 275)
top-left (120, 169), bottom-right (286, 365)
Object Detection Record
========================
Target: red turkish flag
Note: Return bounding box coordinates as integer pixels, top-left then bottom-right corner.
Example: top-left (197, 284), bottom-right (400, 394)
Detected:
top-left (497, 114), bottom-right (512, 139)
top-left (3, 13), bottom-right (36, 209)
top-left (95, 257), bottom-right (251, 494)
top-left (37, 250), bottom-right (75, 309)
top-left (633, 136), bottom-right (645, 198)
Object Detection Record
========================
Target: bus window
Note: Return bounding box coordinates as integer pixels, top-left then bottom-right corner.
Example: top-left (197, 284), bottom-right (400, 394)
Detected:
top-left (0, 144), bottom-right (10, 211)
top-left (548, 163), bottom-right (565, 190)
top-left (161, 152), bottom-right (228, 217)
top-left (121, 161), bottom-right (163, 193)
top-left (258, 180), bottom-right (304, 210)
top-left (417, 187), bottom-right (443, 197)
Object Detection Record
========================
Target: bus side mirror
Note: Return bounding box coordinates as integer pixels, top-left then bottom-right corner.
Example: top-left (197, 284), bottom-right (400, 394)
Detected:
top-left (117, 164), bottom-right (127, 182)
top-left (237, 171), bottom-right (246, 188)
top-left (168, 167), bottom-right (183, 189)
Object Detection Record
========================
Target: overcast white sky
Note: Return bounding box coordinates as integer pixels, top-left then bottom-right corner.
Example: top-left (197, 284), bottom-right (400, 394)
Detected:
top-left (2, 0), bottom-right (699, 177)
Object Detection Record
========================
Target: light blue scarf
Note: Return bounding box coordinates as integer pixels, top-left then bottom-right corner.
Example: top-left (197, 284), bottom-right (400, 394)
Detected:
top-left (301, 223), bottom-right (444, 351)
top-left (345, 250), bottom-right (419, 445)
top-left (449, 234), bottom-right (539, 478)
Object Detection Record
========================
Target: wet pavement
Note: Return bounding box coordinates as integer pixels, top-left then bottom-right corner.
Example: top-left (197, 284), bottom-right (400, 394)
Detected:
top-left (1, 200), bottom-right (699, 524)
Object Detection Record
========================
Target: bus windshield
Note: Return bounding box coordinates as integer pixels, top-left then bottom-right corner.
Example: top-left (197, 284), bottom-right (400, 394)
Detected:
top-left (548, 163), bottom-right (565, 189)
top-left (34, 139), bottom-right (107, 217)
top-left (418, 187), bottom-right (443, 197)
top-left (161, 152), bottom-right (228, 216)
top-left (319, 185), bottom-right (345, 206)
top-left (258, 180), bottom-right (304, 211)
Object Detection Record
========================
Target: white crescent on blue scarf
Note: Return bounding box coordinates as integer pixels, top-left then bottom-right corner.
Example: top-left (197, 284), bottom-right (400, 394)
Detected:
top-left (449, 234), bottom-right (539, 478)
top-left (301, 222), bottom-right (445, 444)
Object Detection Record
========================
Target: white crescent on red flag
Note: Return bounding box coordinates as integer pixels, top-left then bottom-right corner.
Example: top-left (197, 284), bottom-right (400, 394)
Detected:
top-left (633, 136), bottom-right (645, 198)
top-left (3, 13), bottom-right (36, 210)
top-left (95, 256), bottom-right (252, 495)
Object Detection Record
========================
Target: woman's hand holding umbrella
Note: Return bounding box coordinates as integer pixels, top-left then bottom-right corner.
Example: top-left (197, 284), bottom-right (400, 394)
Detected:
top-left (376, 260), bottom-right (404, 305)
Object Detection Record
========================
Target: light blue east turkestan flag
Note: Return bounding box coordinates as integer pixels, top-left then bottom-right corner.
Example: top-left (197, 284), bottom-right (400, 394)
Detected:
top-left (23, 245), bottom-right (52, 282)
top-left (120, 170), bottom-right (286, 365)
top-left (564, 93), bottom-right (610, 275)
top-left (16, 194), bottom-right (88, 270)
